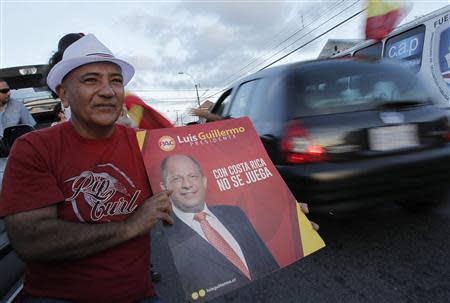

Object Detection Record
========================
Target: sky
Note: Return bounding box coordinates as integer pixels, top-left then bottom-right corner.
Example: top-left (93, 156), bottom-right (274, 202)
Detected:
top-left (0, 0), bottom-right (448, 122)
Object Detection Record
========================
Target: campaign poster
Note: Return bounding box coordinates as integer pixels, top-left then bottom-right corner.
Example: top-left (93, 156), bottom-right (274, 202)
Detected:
top-left (139, 117), bottom-right (325, 302)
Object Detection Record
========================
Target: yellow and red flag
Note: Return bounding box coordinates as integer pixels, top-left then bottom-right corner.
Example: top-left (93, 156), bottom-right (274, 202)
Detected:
top-left (124, 93), bottom-right (173, 130)
top-left (365, 0), bottom-right (409, 40)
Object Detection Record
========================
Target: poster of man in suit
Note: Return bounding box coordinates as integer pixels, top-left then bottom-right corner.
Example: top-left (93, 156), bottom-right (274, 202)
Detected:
top-left (140, 117), bottom-right (325, 302)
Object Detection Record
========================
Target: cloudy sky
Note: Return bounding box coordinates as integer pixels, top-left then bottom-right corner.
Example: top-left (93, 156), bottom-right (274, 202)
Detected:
top-left (0, 0), bottom-right (448, 105)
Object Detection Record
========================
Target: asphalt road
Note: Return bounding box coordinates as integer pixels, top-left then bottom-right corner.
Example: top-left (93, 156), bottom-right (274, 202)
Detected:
top-left (151, 199), bottom-right (450, 303)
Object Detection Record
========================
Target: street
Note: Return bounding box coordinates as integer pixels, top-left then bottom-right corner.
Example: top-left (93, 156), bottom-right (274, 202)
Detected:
top-left (152, 199), bottom-right (450, 303)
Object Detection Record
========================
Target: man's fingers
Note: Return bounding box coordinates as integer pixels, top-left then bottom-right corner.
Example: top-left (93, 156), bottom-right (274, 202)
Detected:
top-left (160, 212), bottom-right (174, 225)
top-left (157, 189), bottom-right (172, 198)
top-left (299, 203), bottom-right (318, 230)
top-left (300, 202), bottom-right (309, 214)
top-left (161, 200), bottom-right (172, 214)
top-left (153, 190), bottom-right (173, 218)
top-left (151, 190), bottom-right (172, 205)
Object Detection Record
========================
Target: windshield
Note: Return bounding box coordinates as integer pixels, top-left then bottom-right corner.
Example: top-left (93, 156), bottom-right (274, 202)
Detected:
top-left (10, 87), bottom-right (54, 104)
top-left (287, 61), bottom-right (432, 117)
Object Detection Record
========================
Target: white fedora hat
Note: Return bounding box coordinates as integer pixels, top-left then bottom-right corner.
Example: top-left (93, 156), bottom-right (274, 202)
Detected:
top-left (47, 34), bottom-right (135, 93)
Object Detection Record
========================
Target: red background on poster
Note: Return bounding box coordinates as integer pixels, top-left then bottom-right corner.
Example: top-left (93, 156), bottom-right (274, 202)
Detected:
top-left (142, 118), bottom-right (303, 266)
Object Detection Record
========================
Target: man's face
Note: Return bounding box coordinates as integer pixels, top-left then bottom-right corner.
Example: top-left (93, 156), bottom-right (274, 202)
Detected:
top-left (162, 155), bottom-right (207, 213)
top-left (57, 62), bottom-right (124, 133)
top-left (0, 81), bottom-right (10, 105)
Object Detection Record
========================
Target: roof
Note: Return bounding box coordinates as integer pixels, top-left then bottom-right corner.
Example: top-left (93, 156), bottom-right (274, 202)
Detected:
top-left (317, 39), bottom-right (363, 59)
top-left (226, 57), bottom-right (397, 90)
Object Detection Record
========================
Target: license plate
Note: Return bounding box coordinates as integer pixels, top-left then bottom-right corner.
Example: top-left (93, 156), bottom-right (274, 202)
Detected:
top-left (369, 124), bottom-right (419, 151)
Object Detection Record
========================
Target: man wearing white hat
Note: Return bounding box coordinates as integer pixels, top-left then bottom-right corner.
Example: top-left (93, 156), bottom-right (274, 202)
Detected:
top-left (0, 34), bottom-right (172, 303)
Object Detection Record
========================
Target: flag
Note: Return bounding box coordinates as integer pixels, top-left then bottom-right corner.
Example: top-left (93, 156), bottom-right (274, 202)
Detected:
top-left (365, 0), bottom-right (409, 40)
top-left (124, 93), bottom-right (173, 130)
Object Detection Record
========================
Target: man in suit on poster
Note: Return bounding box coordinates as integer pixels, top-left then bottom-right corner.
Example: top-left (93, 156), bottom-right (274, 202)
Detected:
top-left (160, 154), bottom-right (279, 300)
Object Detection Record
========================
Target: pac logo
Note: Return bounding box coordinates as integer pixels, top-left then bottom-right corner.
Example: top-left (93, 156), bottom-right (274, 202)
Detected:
top-left (158, 136), bottom-right (176, 151)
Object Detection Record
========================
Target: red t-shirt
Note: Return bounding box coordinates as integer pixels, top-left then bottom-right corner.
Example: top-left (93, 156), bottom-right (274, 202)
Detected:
top-left (0, 122), bottom-right (155, 302)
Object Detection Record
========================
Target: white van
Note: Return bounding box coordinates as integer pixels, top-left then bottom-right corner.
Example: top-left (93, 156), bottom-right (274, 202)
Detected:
top-left (334, 5), bottom-right (449, 108)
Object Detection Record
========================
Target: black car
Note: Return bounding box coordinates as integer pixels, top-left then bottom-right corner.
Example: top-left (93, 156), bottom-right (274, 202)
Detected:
top-left (210, 58), bottom-right (450, 212)
top-left (0, 65), bottom-right (58, 302)
top-left (1, 64), bottom-right (58, 130)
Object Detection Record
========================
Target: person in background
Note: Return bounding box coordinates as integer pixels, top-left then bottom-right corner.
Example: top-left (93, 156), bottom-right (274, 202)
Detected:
top-left (0, 33), bottom-right (172, 303)
top-left (0, 78), bottom-right (36, 136)
top-left (50, 102), bottom-right (66, 126)
top-left (46, 33), bottom-right (85, 121)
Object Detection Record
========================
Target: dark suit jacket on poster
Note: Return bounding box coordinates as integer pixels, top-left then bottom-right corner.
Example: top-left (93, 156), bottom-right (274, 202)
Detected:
top-left (165, 205), bottom-right (279, 300)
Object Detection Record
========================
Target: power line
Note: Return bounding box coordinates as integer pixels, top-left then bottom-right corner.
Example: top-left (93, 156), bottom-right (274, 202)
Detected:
top-left (215, 0), bottom-right (347, 88)
top-left (240, 1), bottom-right (361, 82)
top-left (145, 3), bottom-right (366, 104)
top-left (255, 1), bottom-right (362, 71)
top-left (136, 2), bottom-right (358, 104)
top-left (203, 2), bottom-right (365, 100)
top-left (259, 8), bottom-right (365, 70)
top-left (210, 2), bottom-right (362, 98)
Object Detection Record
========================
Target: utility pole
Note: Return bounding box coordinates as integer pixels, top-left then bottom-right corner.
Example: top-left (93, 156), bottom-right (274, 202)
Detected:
top-left (194, 84), bottom-right (200, 107)
top-left (178, 71), bottom-right (201, 107)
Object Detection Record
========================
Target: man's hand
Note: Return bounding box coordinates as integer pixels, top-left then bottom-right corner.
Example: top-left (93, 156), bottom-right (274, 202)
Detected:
top-left (126, 190), bottom-right (173, 238)
top-left (188, 108), bottom-right (208, 118)
top-left (188, 108), bottom-right (223, 122)
top-left (300, 202), bottom-right (319, 231)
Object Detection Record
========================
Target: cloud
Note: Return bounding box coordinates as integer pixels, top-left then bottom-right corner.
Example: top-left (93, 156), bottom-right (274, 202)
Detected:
top-left (178, 1), bottom-right (290, 31)
top-left (124, 55), bottom-right (154, 71)
top-left (125, 13), bottom-right (173, 38)
top-left (117, 0), bottom-right (363, 96)
top-left (118, 1), bottom-right (298, 90)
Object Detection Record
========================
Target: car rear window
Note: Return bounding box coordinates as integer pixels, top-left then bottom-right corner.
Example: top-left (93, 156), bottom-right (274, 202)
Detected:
top-left (286, 61), bottom-right (432, 118)
top-left (10, 87), bottom-right (54, 103)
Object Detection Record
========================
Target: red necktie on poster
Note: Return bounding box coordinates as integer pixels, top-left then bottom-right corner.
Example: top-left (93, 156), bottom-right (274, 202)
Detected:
top-left (194, 212), bottom-right (251, 280)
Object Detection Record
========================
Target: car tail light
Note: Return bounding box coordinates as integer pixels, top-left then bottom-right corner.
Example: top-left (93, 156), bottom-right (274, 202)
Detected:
top-left (281, 120), bottom-right (326, 164)
top-left (444, 118), bottom-right (450, 141)
top-left (445, 130), bottom-right (450, 141)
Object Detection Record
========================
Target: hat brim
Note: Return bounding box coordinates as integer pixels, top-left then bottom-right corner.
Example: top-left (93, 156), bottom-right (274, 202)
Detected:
top-left (47, 56), bottom-right (135, 93)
